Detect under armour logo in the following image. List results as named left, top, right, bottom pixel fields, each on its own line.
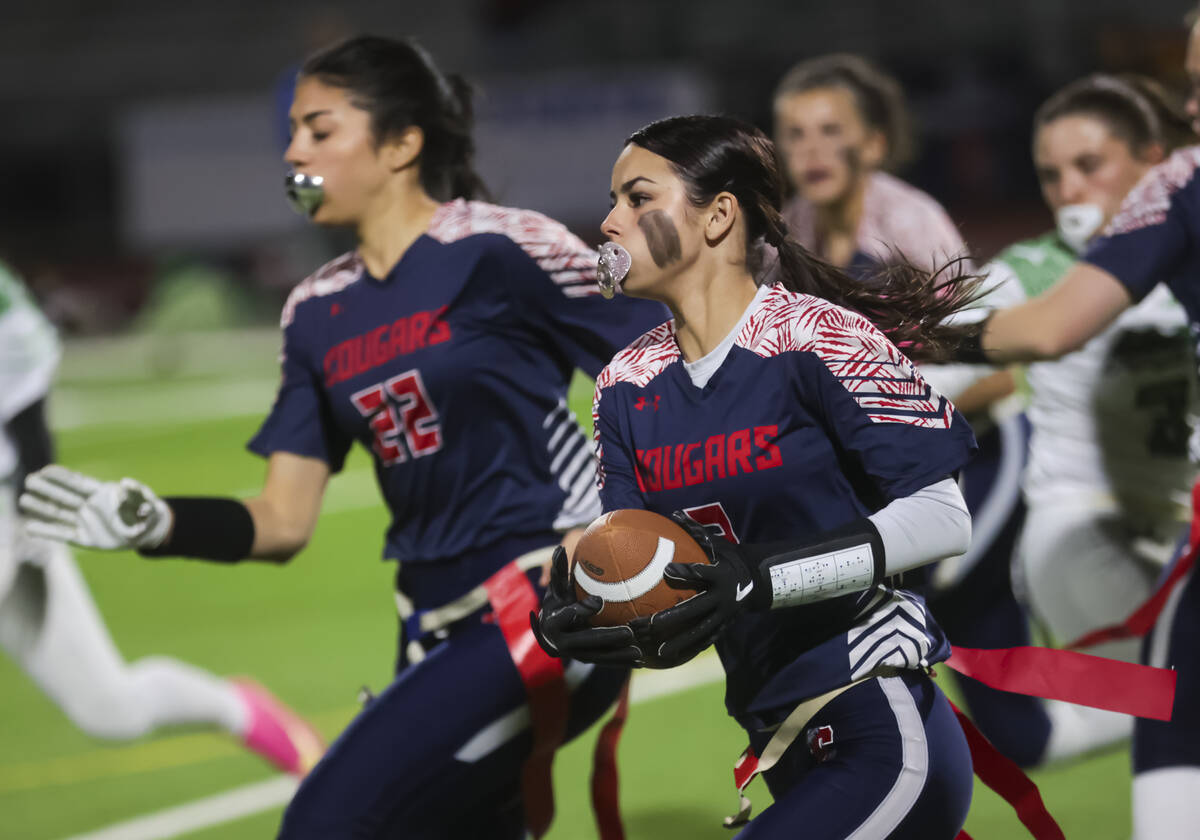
left=330, top=303, right=342, bottom=317
left=634, top=395, right=661, bottom=412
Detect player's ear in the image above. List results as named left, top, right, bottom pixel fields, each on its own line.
left=704, top=192, right=738, bottom=244
left=381, top=126, right=425, bottom=174
left=1140, top=141, right=1167, bottom=166
left=861, top=129, right=887, bottom=170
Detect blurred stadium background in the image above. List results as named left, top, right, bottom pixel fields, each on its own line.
left=0, top=1, right=1190, bottom=837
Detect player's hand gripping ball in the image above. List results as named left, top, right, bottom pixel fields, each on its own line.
left=630, top=512, right=766, bottom=667
left=530, top=509, right=711, bottom=669
left=572, top=509, right=711, bottom=625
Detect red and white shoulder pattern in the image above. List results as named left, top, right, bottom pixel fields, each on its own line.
left=1105, top=146, right=1200, bottom=236
left=280, top=251, right=364, bottom=330
left=738, top=284, right=953, bottom=428
left=591, top=320, right=681, bottom=487
left=428, top=199, right=600, bottom=298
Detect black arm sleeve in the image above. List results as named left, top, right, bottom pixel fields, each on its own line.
left=138, top=497, right=258, bottom=563
left=8, top=398, right=54, bottom=480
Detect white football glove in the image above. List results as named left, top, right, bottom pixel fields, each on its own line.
left=18, top=465, right=172, bottom=551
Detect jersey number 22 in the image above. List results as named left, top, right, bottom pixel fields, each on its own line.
left=351, top=370, right=443, bottom=465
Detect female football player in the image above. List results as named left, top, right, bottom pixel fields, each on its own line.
left=979, top=73, right=1196, bottom=765
left=538, top=115, right=979, bottom=838
left=772, top=53, right=964, bottom=274
left=0, top=261, right=321, bottom=776
left=944, top=15, right=1200, bottom=837
left=19, top=35, right=663, bottom=839
left=772, top=53, right=1048, bottom=767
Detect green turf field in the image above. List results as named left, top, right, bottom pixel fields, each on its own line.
left=0, top=333, right=1134, bottom=838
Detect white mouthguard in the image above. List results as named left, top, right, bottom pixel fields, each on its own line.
left=1056, top=203, right=1105, bottom=255
left=597, top=242, right=632, bottom=299
left=285, top=171, right=325, bottom=217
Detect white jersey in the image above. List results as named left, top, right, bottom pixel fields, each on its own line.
left=987, top=233, right=1197, bottom=523
left=0, top=262, right=59, bottom=482
left=0, top=262, right=59, bottom=597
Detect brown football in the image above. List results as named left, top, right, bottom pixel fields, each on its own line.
left=572, top=509, right=711, bottom=628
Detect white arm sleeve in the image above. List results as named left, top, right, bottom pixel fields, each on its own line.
left=764, top=477, right=971, bottom=609
left=868, top=477, right=971, bottom=576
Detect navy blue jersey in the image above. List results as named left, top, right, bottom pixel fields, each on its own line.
left=250, top=200, right=666, bottom=565
left=1086, top=147, right=1200, bottom=330
left=593, top=284, right=975, bottom=727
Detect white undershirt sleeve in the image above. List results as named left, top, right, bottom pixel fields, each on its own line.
left=868, top=477, right=971, bottom=576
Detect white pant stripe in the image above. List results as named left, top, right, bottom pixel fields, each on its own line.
left=847, top=676, right=929, bottom=839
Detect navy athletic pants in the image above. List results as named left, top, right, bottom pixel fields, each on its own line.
left=1135, top=560, right=1200, bottom=773
left=739, top=671, right=972, bottom=839
left=276, top=534, right=628, bottom=839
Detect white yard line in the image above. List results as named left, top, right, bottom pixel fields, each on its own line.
left=628, top=651, right=725, bottom=703
left=53, top=379, right=278, bottom=430
left=62, top=777, right=299, bottom=840
left=59, top=655, right=726, bottom=840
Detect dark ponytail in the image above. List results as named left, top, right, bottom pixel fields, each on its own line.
left=300, top=35, right=490, bottom=202
left=440, top=72, right=491, bottom=200
left=628, top=115, right=981, bottom=362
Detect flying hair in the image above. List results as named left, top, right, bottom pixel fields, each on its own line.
left=626, top=115, right=983, bottom=362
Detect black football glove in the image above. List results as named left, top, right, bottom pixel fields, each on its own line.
left=629, top=511, right=770, bottom=668
left=530, top=545, right=645, bottom=666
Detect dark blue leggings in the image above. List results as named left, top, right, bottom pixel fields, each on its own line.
left=738, top=672, right=972, bottom=840
left=277, top=602, right=627, bottom=839
left=1136, top=562, right=1200, bottom=773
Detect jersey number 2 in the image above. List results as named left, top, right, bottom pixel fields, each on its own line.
left=351, top=370, right=443, bottom=465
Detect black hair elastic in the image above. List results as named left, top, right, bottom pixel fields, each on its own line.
left=956, top=314, right=995, bottom=364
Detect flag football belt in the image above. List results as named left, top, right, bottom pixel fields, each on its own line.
left=394, top=547, right=556, bottom=664
left=726, top=647, right=1177, bottom=838
left=724, top=665, right=902, bottom=828
left=394, top=546, right=631, bottom=840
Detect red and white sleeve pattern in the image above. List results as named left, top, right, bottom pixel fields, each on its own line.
left=590, top=322, right=680, bottom=489
left=1104, top=147, right=1200, bottom=236
left=280, top=252, right=364, bottom=330
left=428, top=199, right=601, bottom=298
left=740, top=286, right=954, bottom=429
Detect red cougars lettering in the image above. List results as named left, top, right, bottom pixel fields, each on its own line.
left=635, top=426, right=782, bottom=492
left=727, top=429, right=753, bottom=476
left=682, top=442, right=703, bottom=486
left=704, top=435, right=726, bottom=481
left=754, top=425, right=782, bottom=470
left=663, top=444, right=685, bottom=490
left=324, top=306, right=452, bottom=387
